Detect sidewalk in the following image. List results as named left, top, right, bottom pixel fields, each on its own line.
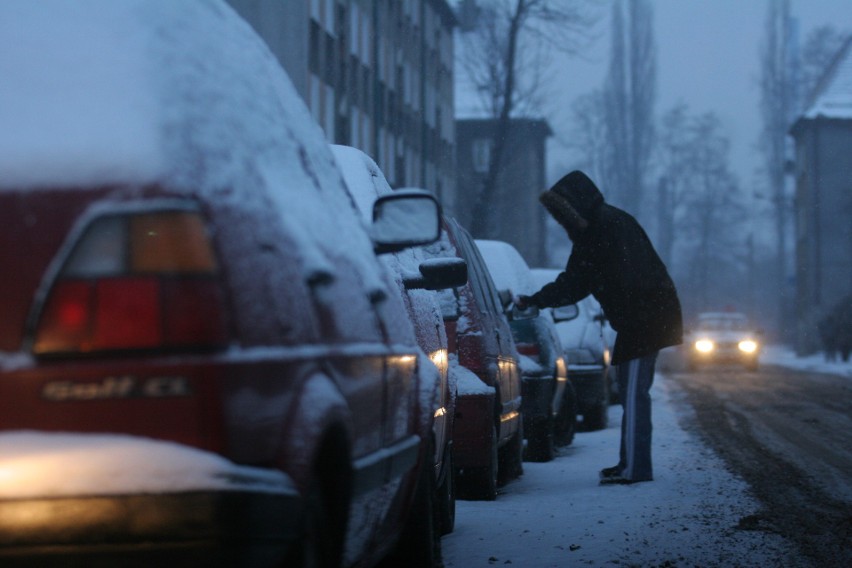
left=442, top=372, right=806, bottom=567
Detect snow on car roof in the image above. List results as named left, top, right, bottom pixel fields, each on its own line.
left=0, top=0, right=385, bottom=293
left=475, top=239, right=536, bottom=295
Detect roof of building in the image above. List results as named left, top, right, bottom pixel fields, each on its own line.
left=800, top=36, right=852, bottom=121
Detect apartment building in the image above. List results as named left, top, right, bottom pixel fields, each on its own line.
left=227, top=0, right=457, bottom=208
left=790, top=37, right=852, bottom=353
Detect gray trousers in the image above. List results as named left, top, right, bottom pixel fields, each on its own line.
left=616, top=352, right=658, bottom=481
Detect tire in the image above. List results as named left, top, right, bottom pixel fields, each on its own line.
left=455, top=424, right=498, bottom=501
left=436, top=444, right=456, bottom=535
left=286, top=479, right=342, bottom=568
left=524, top=415, right=555, bottom=462
left=553, top=382, right=578, bottom=447
left=607, top=371, right=620, bottom=405
left=498, top=417, right=524, bottom=485
left=582, top=399, right=608, bottom=431
left=378, top=441, right=441, bottom=568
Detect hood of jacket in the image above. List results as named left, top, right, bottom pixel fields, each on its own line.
left=539, top=170, right=604, bottom=239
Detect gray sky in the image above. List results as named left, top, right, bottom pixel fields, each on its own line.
left=547, top=0, right=851, bottom=191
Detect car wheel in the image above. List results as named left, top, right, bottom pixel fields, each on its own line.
left=436, top=444, right=456, bottom=535
left=498, top=417, right=524, bottom=485
left=455, top=424, right=498, bottom=501
left=607, top=371, right=620, bottom=405
left=553, top=381, right=578, bottom=447
left=582, top=400, right=609, bottom=431
left=287, top=479, right=341, bottom=568
left=524, top=415, right=555, bottom=462
left=378, top=440, right=441, bottom=568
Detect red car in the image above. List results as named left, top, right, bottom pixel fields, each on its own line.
left=331, top=145, right=469, bottom=536
left=423, top=217, right=524, bottom=501
left=0, top=3, right=442, bottom=567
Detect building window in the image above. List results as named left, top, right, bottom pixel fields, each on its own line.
left=309, top=20, right=320, bottom=76
left=472, top=138, right=491, bottom=173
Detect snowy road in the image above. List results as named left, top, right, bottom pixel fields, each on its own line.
left=669, top=361, right=852, bottom=566
left=441, top=367, right=807, bottom=567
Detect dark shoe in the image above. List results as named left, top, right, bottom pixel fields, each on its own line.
left=599, top=465, right=622, bottom=479
left=599, top=474, right=652, bottom=486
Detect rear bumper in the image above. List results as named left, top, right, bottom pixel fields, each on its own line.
left=0, top=490, right=302, bottom=567
left=688, top=349, right=759, bottom=366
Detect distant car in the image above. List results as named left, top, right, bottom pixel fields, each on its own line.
left=331, top=144, right=468, bottom=536
left=685, top=312, right=761, bottom=371
left=531, top=269, right=612, bottom=431
left=0, top=3, right=443, bottom=567
left=423, top=218, right=524, bottom=501
left=475, top=240, right=577, bottom=462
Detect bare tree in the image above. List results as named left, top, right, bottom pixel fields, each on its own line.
left=652, top=105, right=750, bottom=313
left=600, top=0, right=656, bottom=221
left=654, top=103, right=692, bottom=268
left=460, top=0, right=597, bottom=238
left=675, top=112, right=748, bottom=312
left=567, top=89, right=609, bottom=181
left=758, top=0, right=795, bottom=338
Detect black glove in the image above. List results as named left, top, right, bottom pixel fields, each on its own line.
left=514, top=295, right=534, bottom=310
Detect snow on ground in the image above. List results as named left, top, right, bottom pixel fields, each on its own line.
left=761, top=344, right=852, bottom=379
left=440, top=346, right=845, bottom=567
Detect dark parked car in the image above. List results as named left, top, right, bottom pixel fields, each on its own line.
left=0, top=3, right=443, bottom=567
left=475, top=240, right=577, bottom=461
left=423, top=218, right=524, bottom=501
left=331, top=144, right=468, bottom=536
left=531, top=269, right=612, bottom=431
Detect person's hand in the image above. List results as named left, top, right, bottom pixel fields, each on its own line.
left=514, top=295, right=533, bottom=310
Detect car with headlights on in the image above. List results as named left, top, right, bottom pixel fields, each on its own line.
left=0, top=3, right=443, bottom=567
left=685, top=312, right=761, bottom=371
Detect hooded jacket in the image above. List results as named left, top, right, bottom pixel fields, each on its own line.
left=529, top=171, right=683, bottom=365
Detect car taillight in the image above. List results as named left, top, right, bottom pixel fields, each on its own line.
left=515, top=342, right=541, bottom=359
left=32, top=209, right=228, bottom=356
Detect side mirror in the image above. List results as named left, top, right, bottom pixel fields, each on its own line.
left=403, top=257, right=468, bottom=291
left=372, top=189, right=441, bottom=254
left=552, top=304, right=579, bottom=322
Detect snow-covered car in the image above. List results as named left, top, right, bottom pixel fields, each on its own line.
left=331, top=144, right=469, bottom=536
left=531, top=269, right=613, bottom=431
left=424, top=218, right=524, bottom=500
left=475, top=240, right=577, bottom=461
left=685, top=312, right=762, bottom=371
left=0, top=3, right=443, bottom=566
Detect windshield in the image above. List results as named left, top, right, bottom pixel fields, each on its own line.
left=697, top=315, right=749, bottom=331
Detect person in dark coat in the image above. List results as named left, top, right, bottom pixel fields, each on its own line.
left=515, top=170, right=683, bottom=484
